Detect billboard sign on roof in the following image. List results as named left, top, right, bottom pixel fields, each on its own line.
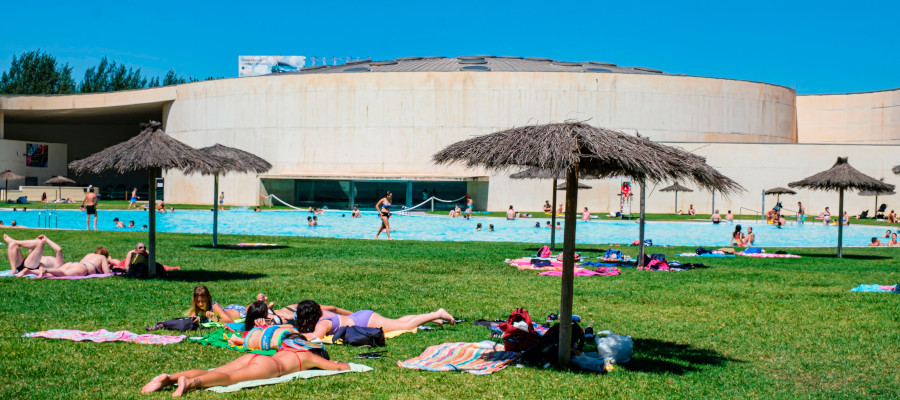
left=239, top=56, right=307, bottom=77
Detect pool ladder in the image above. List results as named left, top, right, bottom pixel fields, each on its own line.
left=37, top=202, right=58, bottom=228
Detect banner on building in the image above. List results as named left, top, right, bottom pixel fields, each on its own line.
left=25, top=143, right=48, bottom=168
left=239, top=56, right=307, bottom=77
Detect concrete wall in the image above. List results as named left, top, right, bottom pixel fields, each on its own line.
left=0, top=138, right=67, bottom=192
left=161, top=71, right=797, bottom=205
left=797, top=88, right=900, bottom=144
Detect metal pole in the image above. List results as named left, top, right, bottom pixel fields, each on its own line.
left=674, top=191, right=678, bottom=214
left=550, top=178, right=558, bottom=251
left=711, top=189, right=716, bottom=215
left=147, top=168, right=157, bottom=278
left=213, top=175, right=219, bottom=247
left=638, top=180, right=647, bottom=268
left=557, top=164, right=578, bottom=367
left=761, top=190, right=766, bottom=221
left=837, top=189, right=844, bottom=258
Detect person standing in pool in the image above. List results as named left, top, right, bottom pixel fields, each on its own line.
left=219, top=192, right=225, bottom=211
left=464, top=194, right=473, bottom=219
left=82, top=185, right=98, bottom=231
left=128, top=188, right=139, bottom=210
left=375, top=191, right=393, bottom=240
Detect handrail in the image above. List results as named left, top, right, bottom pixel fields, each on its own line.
left=738, top=207, right=761, bottom=222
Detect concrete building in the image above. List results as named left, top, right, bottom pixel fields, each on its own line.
left=1, top=56, right=898, bottom=215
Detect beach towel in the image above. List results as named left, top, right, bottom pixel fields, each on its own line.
left=1, top=270, right=115, bottom=279
left=398, top=341, right=517, bottom=375
left=190, top=328, right=276, bottom=355
left=736, top=252, right=800, bottom=258
left=538, top=267, right=620, bottom=277
left=581, top=261, right=625, bottom=267
left=851, top=284, right=898, bottom=293
left=23, top=329, right=185, bottom=345
left=508, top=258, right=564, bottom=268
left=323, top=328, right=415, bottom=344
left=206, top=363, right=372, bottom=393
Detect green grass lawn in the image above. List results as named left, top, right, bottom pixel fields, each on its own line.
left=1, top=228, right=898, bottom=399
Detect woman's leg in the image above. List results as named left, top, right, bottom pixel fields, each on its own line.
left=5, top=235, right=24, bottom=272
left=172, top=355, right=281, bottom=396
left=41, top=263, right=88, bottom=277
left=19, top=237, right=46, bottom=270
left=367, top=309, right=454, bottom=331
left=142, top=354, right=260, bottom=393
left=381, top=216, right=391, bottom=240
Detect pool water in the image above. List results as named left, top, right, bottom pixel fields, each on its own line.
left=0, top=209, right=891, bottom=247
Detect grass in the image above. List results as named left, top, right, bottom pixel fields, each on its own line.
left=2, top=228, right=899, bottom=399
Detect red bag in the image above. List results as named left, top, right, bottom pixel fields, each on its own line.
left=499, top=308, right=539, bottom=352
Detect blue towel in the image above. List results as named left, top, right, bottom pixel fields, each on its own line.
left=581, top=262, right=624, bottom=267
left=851, top=284, right=898, bottom=293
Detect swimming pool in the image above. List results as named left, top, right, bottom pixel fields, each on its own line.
left=0, top=209, right=892, bottom=247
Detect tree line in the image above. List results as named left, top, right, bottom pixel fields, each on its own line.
left=0, top=50, right=219, bottom=95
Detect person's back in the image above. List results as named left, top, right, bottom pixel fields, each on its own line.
left=506, top=206, right=516, bottom=220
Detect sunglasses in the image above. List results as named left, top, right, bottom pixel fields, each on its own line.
left=137, top=246, right=145, bottom=249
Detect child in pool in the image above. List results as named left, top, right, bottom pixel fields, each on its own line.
left=187, top=286, right=243, bottom=323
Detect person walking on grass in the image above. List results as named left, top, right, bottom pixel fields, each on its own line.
left=128, top=187, right=138, bottom=210
left=82, top=186, right=98, bottom=231
left=375, top=191, right=393, bottom=240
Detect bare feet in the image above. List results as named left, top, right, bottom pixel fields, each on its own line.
left=172, top=376, right=197, bottom=397
left=3, top=234, right=11, bottom=244
left=36, top=267, right=44, bottom=279
left=141, top=374, right=170, bottom=393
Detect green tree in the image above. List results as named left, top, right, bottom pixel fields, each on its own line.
left=0, top=50, right=76, bottom=94
left=80, top=57, right=148, bottom=93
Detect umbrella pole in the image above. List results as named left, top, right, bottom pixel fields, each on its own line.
left=837, top=189, right=844, bottom=258
left=57, top=185, right=61, bottom=202
left=550, top=178, right=558, bottom=251
left=674, top=191, right=678, bottom=213
left=557, top=164, right=578, bottom=367
left=213, top=174, right=219, bottom=247
left=638, top=180, right=647, bottom=268
left=148, top=168, right=157, bottom=278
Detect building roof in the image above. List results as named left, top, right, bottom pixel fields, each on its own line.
left=289, top=56, right=672, bottom=76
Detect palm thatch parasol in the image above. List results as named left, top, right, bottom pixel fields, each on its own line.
left=510, top=168, right=600, bottom=251
left=0, top=169, right=25, bottom=202
left=44, top=176, right=76, bottom=201
left=892, top=165, right=900, bottom=175
left=659, top=182, right=693, bottom=213
left=556, top=182, right=592, bottom=190
left=858, top=178, right=895, bottom=215
left=763, top=186, right=797, bottom=210
left=789, top=157, right=894, bottom=257
left=69, top=121, right=221, bottom=277
left=195, top=144, right=272, bottom=247
left=433, top=122, right=742, bottom=366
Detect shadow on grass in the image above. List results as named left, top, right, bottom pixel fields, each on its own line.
left=164, top=269, right=267, bottom=282
left=619, top=338, right=741, bottom=375
left=191, top=244, right=290, bottom=250
left=800, top=253, right=891, bottom=260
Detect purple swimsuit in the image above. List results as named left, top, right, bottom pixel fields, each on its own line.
left=320, top=310, right=375, bottom=334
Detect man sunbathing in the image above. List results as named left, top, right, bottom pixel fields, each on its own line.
left=5, top=234, right=64, bottom=274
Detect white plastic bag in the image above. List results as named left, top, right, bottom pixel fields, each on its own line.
left=595, top=330, right=633, bottom=363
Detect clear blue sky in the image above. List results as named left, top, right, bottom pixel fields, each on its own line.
left=2, top=0, right=898, bottom=94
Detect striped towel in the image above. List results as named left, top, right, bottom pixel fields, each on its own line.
left=398, top=341, right=517, bottom=375
left=23, top=329, right=185, bottom=345
left=736, top=252, right=800, bottom=258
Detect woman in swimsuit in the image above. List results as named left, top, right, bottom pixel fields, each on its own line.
left=375, top=191, right=393, bottom=240
left=5, top=234, right=64, bottom=274
left=31, top=246, right=112, bottom=278
left=294, top=300, right=455, bottom=341
left=730, top=225, right=743, bottom=246
left=186, top=285, right=243, bottom=323
left=581, top=207, right=591, bottom=221
left=821, top=207, right=831, bottom=225
left=744, top=227, right=755, bottom=247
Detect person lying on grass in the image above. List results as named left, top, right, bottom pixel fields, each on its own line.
left=227, top=301, right=297, bottom=350
left=6, top=234, right=112, bottom=278
left=292, top=299, right=456, bottom=340
left=187, top=285, right=243, bottom=323
left=141, top=338, right=349, bottom=396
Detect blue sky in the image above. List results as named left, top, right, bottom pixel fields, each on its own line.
left=2, top=1, right=898, bottom=94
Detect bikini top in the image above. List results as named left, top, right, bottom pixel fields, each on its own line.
left=319, top=313, right=342, bottom=335
left=381, top=202, right=392, bottom=210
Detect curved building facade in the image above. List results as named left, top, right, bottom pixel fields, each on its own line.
left=1, top=56, right=897, bottom=215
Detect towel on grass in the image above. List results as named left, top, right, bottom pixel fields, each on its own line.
left=736, top=252, right=800, bottom=258
left=206, top=363, right=372, bottom=393
left=851, top=284, right=898, bottom=293
left=323, top=328, right=416, bottom=344
left=581, top=261, right=626, bottom=267
left=23, top=329, right=185, bottom=345
left=538, top=267, right=620, bottom=277
left=190, top=328, right=275, bottom=355
left=0, top=270, right=114, bottom=279
left=398, top=341, right=517, bottom=375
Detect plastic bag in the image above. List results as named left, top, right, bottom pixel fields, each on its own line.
left=595, top=330, right=633, bottom=363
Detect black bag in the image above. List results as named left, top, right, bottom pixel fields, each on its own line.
left=125, top=253, right=167, bottom=279
left=145, top=317, right=198, bottom=332
left=331, top=326, right=385, bottom=347
left=519, top=322, right=584, bottom=367
left=695, top=247, right=711, bottom=255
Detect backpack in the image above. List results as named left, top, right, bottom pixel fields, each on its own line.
left=695, top=247, right=711, bottom=255
left=499, top=308, right=539, bottom=352
left=146, top=317, right=198, bottom=332
left=519, top=322, right=584, bottom=367
left=537, top=246, right=552, bottom=258
left=331, top=326, right=385, bottom=347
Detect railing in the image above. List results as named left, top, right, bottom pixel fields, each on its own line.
left=37, top=201, right=58, bottom=228
left=738, top=207, right=761, bottom=222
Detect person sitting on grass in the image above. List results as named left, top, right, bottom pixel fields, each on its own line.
left=889, top=210, right=897, bottom=223
left=869, top=237, right=885, bottom=247
left=293, top=299, right=456, bottom=341
left=688, top=204, right=696, bottom=216
left=543, top=200, right=552, bottom=213
left=187, top=285, right=243, bottom=323
left=506, top=205, right=517, bottom=220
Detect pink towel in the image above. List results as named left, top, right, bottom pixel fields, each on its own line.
left=539, top=267, right=620, bottom=277
left=736, top=252, right=800, bottom=258
left=23, top=329, right=185, bottom=345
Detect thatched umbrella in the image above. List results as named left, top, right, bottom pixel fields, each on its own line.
left=69, top=121, right=220, bottom=277
left=556, top=182, right=592, bottom=190
left=765, top=186, right=796, bottom=205
left=510, top=168, right=600, bottom=251
left=659, top=182, right=693, bottom=213
left=0, top=170, right=24, bottom=202
left=789, top=157, right=894, bottom=257
left=195, top=144, right=272, bottom=247
left=858, top=178, right=895, bottom=216
left=434, top=122, right=741, bottom=366
left=44, top=176, right=76, bottom=201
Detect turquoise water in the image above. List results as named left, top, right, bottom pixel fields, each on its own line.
left=0, top=209, right=892, bottom=247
